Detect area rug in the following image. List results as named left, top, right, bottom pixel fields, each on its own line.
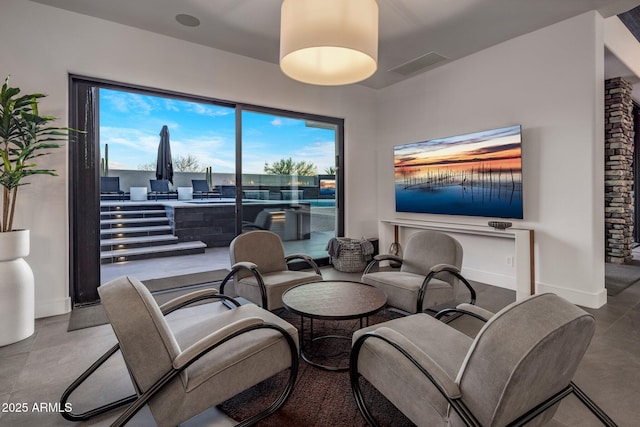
left=67, top=269, right=229, bottom=331
left=218, top=309, right=415, bottom=427
left=605, top=260, right=640, bottom=296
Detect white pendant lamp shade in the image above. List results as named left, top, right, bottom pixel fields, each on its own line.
left=280, top=0, right=379, bottom=86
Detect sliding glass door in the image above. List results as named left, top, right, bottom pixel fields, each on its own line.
left=69, top=76, right=343, bottom=306
left=240, top=109, right=340, bottom=259
left=97, top=87, right=237, bottom=283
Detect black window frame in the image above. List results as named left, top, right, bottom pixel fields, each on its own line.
left=68, top=75, right=344, bottom=306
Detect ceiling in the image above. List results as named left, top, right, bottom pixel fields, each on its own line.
left=28, top=0, right=640, bottom=89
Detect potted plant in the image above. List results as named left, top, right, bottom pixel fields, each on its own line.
left=0, top=76, right=76, bottom=345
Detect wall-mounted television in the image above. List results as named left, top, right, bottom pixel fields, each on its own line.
left=318, top=175, right=336, bottom=197
left=394, top=125, right=523, bottom=219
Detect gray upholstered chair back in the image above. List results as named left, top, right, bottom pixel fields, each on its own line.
left=401, top=230, right=463, bottom=276
left=253, top=210, right=272, bottom=230
left=230, top=230, right=288, bottom=279
left=455, top=293, right=596, bottom=427
left=401, top=230, right=463, bottom=287
left=98, top=276, right=182, bottom=393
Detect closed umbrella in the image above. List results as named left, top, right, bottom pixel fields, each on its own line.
left=155, top=125, right=173, bottom=184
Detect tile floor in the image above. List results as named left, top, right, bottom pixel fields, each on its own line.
left=1, top=266, right=639, bottom=426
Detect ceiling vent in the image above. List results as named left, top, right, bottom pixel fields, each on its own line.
left=388, top=52, right=448, bottom=76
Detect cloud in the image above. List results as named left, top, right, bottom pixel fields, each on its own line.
left=187, top=103, right=233, bottom=117
left=101, top=90, right=155, bottom=115
left=270, top=117, right=299, bottom=127
left=164, top=99, right=180, bottom=112
left=465, top=143, right=521, bottom=157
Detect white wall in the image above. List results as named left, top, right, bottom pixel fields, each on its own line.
left=0, top=0, right=378, bottom=317
left=376, top=12, right=607, bottom=308
left=604, top=16, right=640, bottom=100
left=605, top=16, right=640, bottom=79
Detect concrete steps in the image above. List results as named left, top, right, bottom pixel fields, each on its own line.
left=100, top=202, right=206, bottom=264
left=101, top=241, right=207, bottom=263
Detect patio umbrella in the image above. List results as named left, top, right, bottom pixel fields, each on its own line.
left=155, top=125, right=173, bottom=184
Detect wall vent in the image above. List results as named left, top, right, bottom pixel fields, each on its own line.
left=388, top=52, right=448, bottom=76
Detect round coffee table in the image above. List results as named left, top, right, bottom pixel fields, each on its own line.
left=282, top=280, right=387, bottom=370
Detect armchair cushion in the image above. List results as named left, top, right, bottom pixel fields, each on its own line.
left=99, top=275, right=182, bottom=392
left=401, top=231, right=462, bottom=278
left=353, top=313, right=472, bottom=426
left=148, top=303, right=299, bottom=425
left=229, top=230, right=322, bottom=310
left=374, top=327, right=461, bottom=399
left=235, top=270, right=322, bottom=311
left=361, top=271, right=453, bottom=313
left=361, top=231, right=470, bottom=314
left=230, top=231, right=288, bottom=279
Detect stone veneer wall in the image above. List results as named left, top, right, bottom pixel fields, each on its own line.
left=604, top=77, right=634, bottom=264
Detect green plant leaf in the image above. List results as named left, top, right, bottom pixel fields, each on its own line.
left=0, top=76, right=82, bottom=231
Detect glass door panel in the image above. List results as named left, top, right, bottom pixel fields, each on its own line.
left=98, top=87, right=236, bottom=284
left=240, top=110, right=338, bottom=260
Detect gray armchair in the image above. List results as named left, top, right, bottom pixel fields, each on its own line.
left=61, top=276, right=299, bottom=427
left=221, top=230, right=322, bottom=310
left=350, top=293, right=617, bottom=427
left=361, top=230, right=475, bottom=314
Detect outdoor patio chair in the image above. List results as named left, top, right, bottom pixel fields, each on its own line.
left=361, top=230, right=476, bottom=315
left=221, top=230, right=322, bottom=310
left=60, top=276, right=299, bottom=427
left=242, top=209, right=272, bottom=231
left=192, top=179, right=220, bottom=199
left=350, top=293, right=617, bottom=427
left=149, top=179, right=176, bottom=200
left=220, top=185, right=237, bottom=198
left=100, top=176, right=125, bottom=201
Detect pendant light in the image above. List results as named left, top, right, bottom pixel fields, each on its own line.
left=280, top=0, right=379, bottom=86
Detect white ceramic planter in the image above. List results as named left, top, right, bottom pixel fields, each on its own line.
left=0, top=229, right=35, bottom=346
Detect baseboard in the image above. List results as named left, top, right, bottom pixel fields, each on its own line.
left=462, top=267, right=516, bottom=291
left=536, top=282, right=607, bottom=309
left=36, top=296, right=71, bottom=318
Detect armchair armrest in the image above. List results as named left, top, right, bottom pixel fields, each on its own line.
left=231, top=261, right=258, bottom=270
left=285, top=253, right=321, bottom=275
left=418, top=264, right=477, bottom=313
left=374, top=327, right=461, bottom=399
left=455, top=303, right=494, bottom=320
left=375, top=253, right=403, bottom=263
left=220, top=262, right=268, bottom=309
left=363, top=254, right=404, bottom=274
left=173, top=317, right=264, bottom=369
left=431, top=263, right=461, bottom=274
left=159, top=288, right=219, bottom=315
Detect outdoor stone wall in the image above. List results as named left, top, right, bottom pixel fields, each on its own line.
left=605, top=77, right=634, bottom=264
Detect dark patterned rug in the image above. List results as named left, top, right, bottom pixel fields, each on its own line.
left=218, top=309, right=416, bottom=427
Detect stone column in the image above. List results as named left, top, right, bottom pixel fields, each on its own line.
left=604, top=77, right=634, bottom=264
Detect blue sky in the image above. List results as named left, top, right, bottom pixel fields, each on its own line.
left=99, top=88, right=336, bottom=174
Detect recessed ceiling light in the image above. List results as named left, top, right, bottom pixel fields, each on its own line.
left=175, top=14, right=200, bottom=27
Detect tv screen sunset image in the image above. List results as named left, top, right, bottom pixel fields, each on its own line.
left=394, top=125, right=523, bottom=219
